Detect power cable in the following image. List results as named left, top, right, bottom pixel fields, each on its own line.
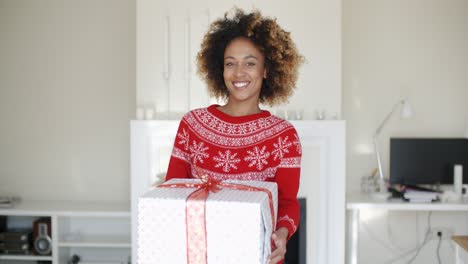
left=406, top=211, right=432, bottom=264
left=436, top=233, right=442, bottom=264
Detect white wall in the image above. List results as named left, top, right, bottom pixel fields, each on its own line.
left=343, top=0, right=468, bottom=263
left=0, top=0, right=135, bottom=201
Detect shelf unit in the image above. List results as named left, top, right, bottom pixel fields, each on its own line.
left=0, top=200, right=130, bottom=263
left=0, top=254, right=52, bottom=261
left=58, top=235, right=131, bottom=248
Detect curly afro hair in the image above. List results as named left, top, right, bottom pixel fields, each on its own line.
left=196, top=8, right=304, bottom=106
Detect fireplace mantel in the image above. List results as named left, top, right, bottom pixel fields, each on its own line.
left=130, top=120, right=346, bottom=264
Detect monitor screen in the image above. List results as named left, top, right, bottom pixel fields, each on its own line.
left=390, top=138, right=468, bottom=185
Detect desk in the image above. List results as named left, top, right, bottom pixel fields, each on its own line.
left=346, top=193, right=468, bottom=264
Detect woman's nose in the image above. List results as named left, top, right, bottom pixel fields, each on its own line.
left=234, top=65, right=246, bottom=76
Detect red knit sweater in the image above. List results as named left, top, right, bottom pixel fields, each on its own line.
left=166, top=105, right=302, bottom=240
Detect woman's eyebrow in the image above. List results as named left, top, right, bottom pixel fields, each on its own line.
left=224, top=55, right=258, bottom=60
left=244, top=55, right=258, bottom=60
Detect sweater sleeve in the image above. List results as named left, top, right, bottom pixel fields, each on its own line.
left=165, top=118, right=192, bottom=181
left=274, top=128, right=302, bottom=240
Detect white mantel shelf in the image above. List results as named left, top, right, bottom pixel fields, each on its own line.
left=0, top=200, right=130, bottom=216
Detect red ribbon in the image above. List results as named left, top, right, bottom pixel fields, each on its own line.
left=158, top=175, right=276, bottom=264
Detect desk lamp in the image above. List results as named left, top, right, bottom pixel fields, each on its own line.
left=373, top=99, right=413, bottom=199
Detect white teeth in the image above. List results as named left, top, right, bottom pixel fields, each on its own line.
left=234, top=82, right=249, bottom=88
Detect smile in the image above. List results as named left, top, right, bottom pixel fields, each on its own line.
left=233, top=81, right=250, bottom=88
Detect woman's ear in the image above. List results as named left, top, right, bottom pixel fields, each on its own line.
left=263, top=68, right=267, bottom=79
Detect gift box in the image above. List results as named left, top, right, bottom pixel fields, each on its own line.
left=137, top=178, right=278, bottom=264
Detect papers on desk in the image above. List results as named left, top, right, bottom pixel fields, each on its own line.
left=403, top=189, right=440, bottom=203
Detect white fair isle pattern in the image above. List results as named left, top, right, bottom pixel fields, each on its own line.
left=278, top=214, right=297, bottom=233
left=190, top=140, right=209, bottom=165
left=177, top=128, right=190, bottom=151
left=213, top=150, right=240, bottom=172
left=293, top=133, right=302, bottom=154
left=137, top=179, right=278, bottom=264
left=279, top=157, right=301, bottom=168
left=190, top=166, right=277, bottom=181
left=272, top=136, right=292, bottom=161
left=244, top=146, right=270, bottom=171
left=184, top=109, right=293, bottom=148
left=193, top=108, right=278, bottom=135
left=172, top=147, right=190, bottom=163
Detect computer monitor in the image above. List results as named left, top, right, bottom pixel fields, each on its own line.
left=390, top=138, right=468, bottom=185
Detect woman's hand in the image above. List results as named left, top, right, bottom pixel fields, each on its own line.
left=268, top=227, right=289, bottom=264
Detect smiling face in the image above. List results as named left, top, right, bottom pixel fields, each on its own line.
left=223, top=37, right=266, bottom=107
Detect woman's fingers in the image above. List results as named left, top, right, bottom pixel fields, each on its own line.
left=269, top=231, right=287, bottom=264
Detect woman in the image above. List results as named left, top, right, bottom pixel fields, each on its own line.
left=166, top=8, right=304, bottom=264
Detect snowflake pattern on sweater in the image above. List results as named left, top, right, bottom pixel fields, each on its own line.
left=166, top=105, right=302, bottom=238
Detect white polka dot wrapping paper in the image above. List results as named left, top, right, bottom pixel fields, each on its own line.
left=137, top=179, right=278, bottom=264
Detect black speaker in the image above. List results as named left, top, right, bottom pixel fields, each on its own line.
left=33, top=218, right=52, bottom=255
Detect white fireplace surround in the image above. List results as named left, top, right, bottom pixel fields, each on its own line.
left=130, top=120, right=346, bottom=264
